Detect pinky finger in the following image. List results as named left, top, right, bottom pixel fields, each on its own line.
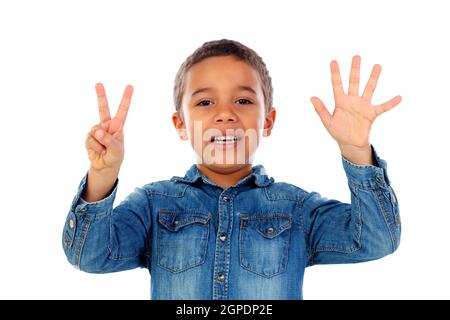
left=374, top=95, right=402, bottom=116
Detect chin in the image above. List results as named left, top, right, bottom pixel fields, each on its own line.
left=200, top=162, right=251, bottom=174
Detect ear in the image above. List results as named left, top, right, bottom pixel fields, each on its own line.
left=172, top=112, right=188, bottom=141
left=263, top=107, right=276, bottom=137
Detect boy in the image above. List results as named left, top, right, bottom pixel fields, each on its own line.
left=63, top=39, right=401, bottom=299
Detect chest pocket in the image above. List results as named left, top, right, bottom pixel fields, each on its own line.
left=157, top=210, right=211, bottom=273
left=239, top=213, right=292, bottom=278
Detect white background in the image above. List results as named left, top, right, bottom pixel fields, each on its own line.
left=0, top=0, right=448, bottom=299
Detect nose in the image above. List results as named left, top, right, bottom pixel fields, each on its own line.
left=214, top=104, right=237, bottom=123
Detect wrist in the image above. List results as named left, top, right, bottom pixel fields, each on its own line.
left=89, top=165, right=121, bottom=179
left=338, top=143, right=374, bottom=165
left=83, top=167, right=120, bottom=202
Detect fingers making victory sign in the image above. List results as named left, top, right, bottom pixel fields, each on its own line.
left=311, top=55, right=402, bottom=149
left=85, top=83, right=134, bottom=172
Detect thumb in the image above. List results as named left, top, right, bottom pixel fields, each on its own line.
left=310, top=96, right=332, bottom=129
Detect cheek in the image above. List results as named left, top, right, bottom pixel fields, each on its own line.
left=182, top=109, right=209, bottom=139
left=185, top=119, right=204, bottom=140
left=185, top=120, right=208, bottom=156
left=181, top=110, right=198, bottom=140
left=243, top=113, right=265, bottom=136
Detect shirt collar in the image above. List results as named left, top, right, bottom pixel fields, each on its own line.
left=170, top=164, right=274, bottom=188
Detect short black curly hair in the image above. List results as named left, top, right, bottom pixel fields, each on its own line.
left=173, top=39, right=273, bottom=114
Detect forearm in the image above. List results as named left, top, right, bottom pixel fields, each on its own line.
left=64, top=173, right=118, bottom=272
left=63, top=173, right=149, bottom=273
left=306, top=148, right=401, bottom=265
left=340, top=148, right=401, bottom=255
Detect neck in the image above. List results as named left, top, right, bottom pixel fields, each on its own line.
left=196, top=164, right=253, bottom=189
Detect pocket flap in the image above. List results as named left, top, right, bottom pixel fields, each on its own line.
left=241, top=214, right=291, bottom=239
left=159, top=210, right=211, bottom=232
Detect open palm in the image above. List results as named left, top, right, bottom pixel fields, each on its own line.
left=311, top=56, right=402, bottom=148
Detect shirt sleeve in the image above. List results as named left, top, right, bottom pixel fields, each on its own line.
left=301, top=145, right=401, bottom=266
left=62, top=171, right=152, bottom=273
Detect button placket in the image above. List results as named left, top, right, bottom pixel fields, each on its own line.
left=78, top=207, right=87, bottom=213
left=213, top=192, right=233, bottom=299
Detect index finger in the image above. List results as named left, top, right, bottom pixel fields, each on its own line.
left=114, top=85, right=134, bottom=124
left=95, top=83, right=111, bottom=123
left=362, top=64, right=382, bottom=101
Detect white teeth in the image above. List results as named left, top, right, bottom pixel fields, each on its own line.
left=213, top=136, right=240, bottom=143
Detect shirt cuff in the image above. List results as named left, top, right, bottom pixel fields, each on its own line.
left=341, top=144, right=391, bottom=188
left=69, top=171, right=119, bottom=216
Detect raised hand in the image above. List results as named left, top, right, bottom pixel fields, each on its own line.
left=85, top=83, right=134, bottom=172
left=310, top=56, right=401, bottom=151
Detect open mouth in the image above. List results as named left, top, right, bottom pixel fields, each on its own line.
left=210, top=135, right=242, bottom=144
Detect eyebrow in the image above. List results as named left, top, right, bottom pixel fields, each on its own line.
left=191, top=85, right=257, bottom=97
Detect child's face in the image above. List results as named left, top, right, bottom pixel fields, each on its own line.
left=172, top=55, right=276, bottom=171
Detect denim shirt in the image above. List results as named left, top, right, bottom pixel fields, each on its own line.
left=62, top=146, right=400, bottom=300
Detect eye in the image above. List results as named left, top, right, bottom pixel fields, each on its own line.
left=236, top=98, right=253, bottom=105
left=196, top=99, right=213, bottom=107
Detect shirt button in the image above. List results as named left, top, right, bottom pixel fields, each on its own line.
left=217, top=274, right=225, bottom=281
left=69, top=219, right=75, bottom=229
left=267, top=227, right=274, bottom=234
left=174, top=220, right=179, bottom=225
left=375, top=176, right=382, bottom=183
left=222, top=196, right=229, bottom=202
left=219, top=234, right=227, bottom=241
